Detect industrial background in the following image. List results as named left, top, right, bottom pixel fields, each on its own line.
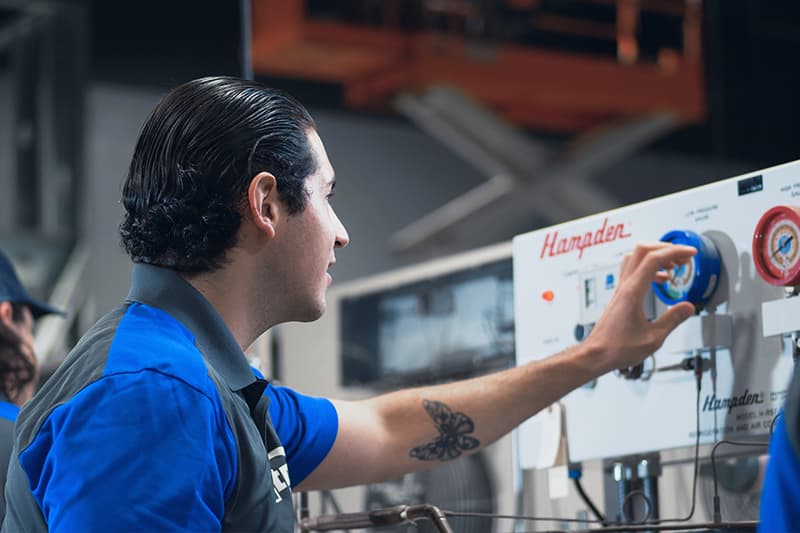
left=0, top=1, right=797, bottom=529
left=3, top=0, right=799, bottom=319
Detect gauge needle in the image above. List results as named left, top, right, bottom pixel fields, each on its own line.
left=773, top=235, right=794, bottom=258
left=670, top=264, right=684, bottom=283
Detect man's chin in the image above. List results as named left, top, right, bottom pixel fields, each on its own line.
left=296, top=301, right=326, bottom=323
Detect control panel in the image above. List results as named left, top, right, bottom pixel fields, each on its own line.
left=514, top=162, right=799, bottom=466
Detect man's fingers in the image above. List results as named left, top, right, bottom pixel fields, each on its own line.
left=621, top=242, right=692, bottom=277
left=630, top=244, right=697, bottom=293
left=654, top=271, right=670, bottom=283
left=628, top=242, right=676, bottom=264
left=653, top=301, right=695, bottom=337
left=619, top=253, right=632, bottom=280
left=619, top=242, right=666, bottom=281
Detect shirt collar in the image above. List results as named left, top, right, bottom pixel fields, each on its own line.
left=126, top=263, right=263, bottom=395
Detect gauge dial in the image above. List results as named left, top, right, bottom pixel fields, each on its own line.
left=652, top=230, right=721, bottom=306
left=753, top=206, right=800, bottom=286
left=661, top=260, right=695, bottom=301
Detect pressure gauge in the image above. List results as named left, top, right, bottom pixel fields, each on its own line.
left=652, top=230, right=721, bottom=307
left=752, top=206, right=800, bottom=286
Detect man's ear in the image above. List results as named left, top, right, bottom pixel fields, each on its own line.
left=246, top=171, right=280, bottom=239
left=0, top=301, right=13, bottom=326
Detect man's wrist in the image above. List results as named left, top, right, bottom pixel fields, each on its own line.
left=568, top=338, right=613, bottom=380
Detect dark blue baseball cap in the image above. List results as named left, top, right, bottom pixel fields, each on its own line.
left=0, top=250, right=65, bottom=319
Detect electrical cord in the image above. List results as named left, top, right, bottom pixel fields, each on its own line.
left=708, top=410, right=779, bottom=522
left=442, top=510, right=758, bottom=532
left=770, top=409, right=782, bottom=435
left=709, top=439, right=770, bottom=522
left=621, top=489, right=654, bottom=524
left=446, top=357, right=777, bottom=531
left=572, top=476, right=608, bottom=526
left=655, top=355, right=710, bottom=374
left=445, top=371, right=702, bottom=529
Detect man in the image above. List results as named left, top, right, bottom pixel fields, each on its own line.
left=3, top=76, right=696, bottom=532
left=0, top=250, right=64, bottom=518
left=758, top=366, right=800, bottom=531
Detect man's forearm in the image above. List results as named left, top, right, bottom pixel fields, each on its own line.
left=368, top=341, right=606, bottom=464
left=301, top=344, right=605, bottom=490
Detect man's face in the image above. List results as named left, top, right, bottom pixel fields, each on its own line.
left=272, top=129, right=349, bottom=321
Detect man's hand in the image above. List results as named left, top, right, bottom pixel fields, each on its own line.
left=584, top=242, right=698, bottom=374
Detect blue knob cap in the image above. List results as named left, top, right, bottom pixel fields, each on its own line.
left=652, top=230, right=721, bottom=306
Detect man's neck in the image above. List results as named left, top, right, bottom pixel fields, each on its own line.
left=182, top=267, right=267, bottom=351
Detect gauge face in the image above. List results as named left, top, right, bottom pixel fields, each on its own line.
left=660, top=259, right=696, bottom=301
left=753, top=206, right=800, bottom=286
left=653, top=230, right=721, bottom=306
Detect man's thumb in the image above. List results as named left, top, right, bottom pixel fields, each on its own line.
left=654, top=302, right=696, bottom=335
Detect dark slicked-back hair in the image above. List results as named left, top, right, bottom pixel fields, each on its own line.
left=120, top=76, right=317, bottom=273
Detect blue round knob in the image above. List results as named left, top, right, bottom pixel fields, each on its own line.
left=652, top=230, right=721, bottom=307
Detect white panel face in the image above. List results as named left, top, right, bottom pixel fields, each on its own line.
left=513, top=161, right=799, bottom=464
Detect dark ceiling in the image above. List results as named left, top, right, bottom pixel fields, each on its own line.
left=84, top=1, right=800, bottom=167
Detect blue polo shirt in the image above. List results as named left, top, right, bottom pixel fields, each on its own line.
left=0, top=401, right=18, bottom=424
left=760, top=414, right=800, bottom=531
left=760, top=367, right=800, bottom=532
left=3, top=264, right=338, bottom=532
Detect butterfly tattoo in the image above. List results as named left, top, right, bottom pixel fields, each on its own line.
left=409, top=399, right=480, bottom=461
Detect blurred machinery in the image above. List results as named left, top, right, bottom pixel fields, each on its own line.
left=280, top=242, right=519, bottom=532
left=247, top=1, right=707, bottom=261
left=247, top=0, right=704, bottom=132
left=0, top=0, right=91, bottom=365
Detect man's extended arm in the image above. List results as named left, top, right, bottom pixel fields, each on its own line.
left=299, top=242, right=697, bottom=490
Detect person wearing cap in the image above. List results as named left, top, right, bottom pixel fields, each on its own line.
left=0, top=249, right=64, bottom=518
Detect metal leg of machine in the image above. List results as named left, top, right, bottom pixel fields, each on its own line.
left=610, top=454, right=661, bottom=528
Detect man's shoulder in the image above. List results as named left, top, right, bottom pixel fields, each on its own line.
left=18, top=303, right=218, bottom=437
left=51, top=302, right=204, bottom=386
left=102, top=302, right=207, bottom=382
